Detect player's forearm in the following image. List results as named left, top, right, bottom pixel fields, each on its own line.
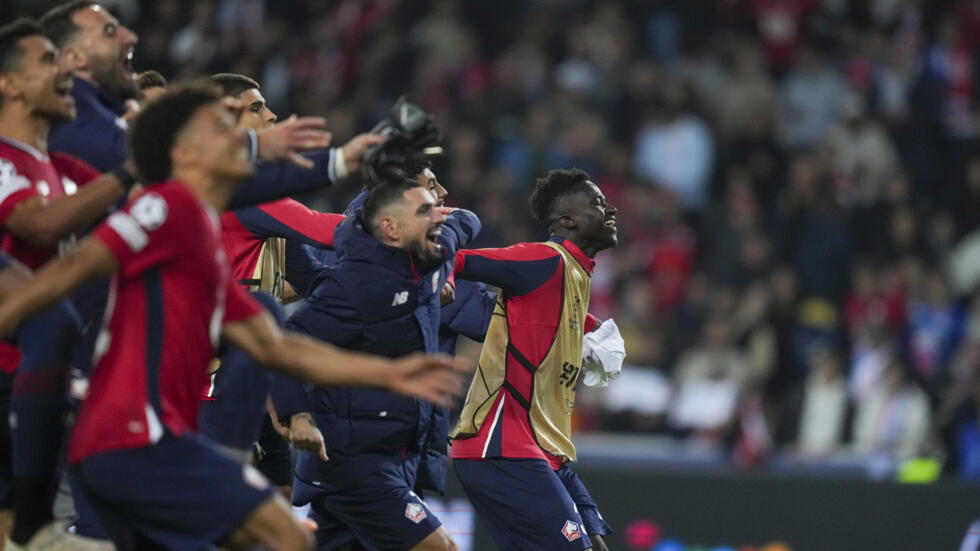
left=0, top=240, right=113, bottom=336
left=23, top=175, right=127, bottom=246
left=269, top=332, right=392, bottom=389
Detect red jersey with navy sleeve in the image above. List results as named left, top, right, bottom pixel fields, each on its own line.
left=68, top=181, right=262, bottom=464
left=0, top=136, right=100, bottom=375
left=450, top=238, right=599, bottom=470
left=220, top=198, right=343, bottom=300
left=0, top=135, right=100, bottom=270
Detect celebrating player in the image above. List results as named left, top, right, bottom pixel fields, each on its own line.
left=277, top=172, right=479, bottom=551
left=0, top=84, right=468, bottom=551
left=450, top=168, right=618, bottom=551
left=0, top=18, right=145, bottom=550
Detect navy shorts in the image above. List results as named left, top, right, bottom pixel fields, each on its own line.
left=453, top=458, right=610, bottom=551
left=71, top=432, right=275, bottom=551
left=292, top=453, right=441, bottom=551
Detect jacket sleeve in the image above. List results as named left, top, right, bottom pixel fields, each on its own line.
left=284, top=241, right=333, bottom=298
left=437, top=209, right=481, bottom=254
left=453, top=243, right=561, bottom=296
left=231, top=198, right=344, bottom=248
left=227, top=148, right=339, bottom=209
left=440, top=280, right=496, bottom=342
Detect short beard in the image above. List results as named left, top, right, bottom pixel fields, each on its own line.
left=89, top=55, right=137, bottom=100
left=410, top=239, right=444, bottom=272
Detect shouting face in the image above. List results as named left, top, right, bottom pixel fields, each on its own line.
left=70, top=5, right=138, bottom=99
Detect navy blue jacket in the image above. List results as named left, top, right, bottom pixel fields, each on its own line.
left=283, top=195, right=496, bottom=354
left=279, top=206, right=479, bottom=490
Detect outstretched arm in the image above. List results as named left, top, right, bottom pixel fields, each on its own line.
left=221, top=311, right=468, bottom=407
left=0, top=237, right=116, bottom=337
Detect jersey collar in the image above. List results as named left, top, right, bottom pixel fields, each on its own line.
left=548, top=237, right=595, bottom=274
left=0, top=135, right=48, bottom=162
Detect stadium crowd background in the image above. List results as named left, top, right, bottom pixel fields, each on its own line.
left=9, top=0, right=980, bottom=481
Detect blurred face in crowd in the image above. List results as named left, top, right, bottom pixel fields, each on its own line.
left=174, top=103, right=253, bottom=183
left=0, top=34, right=76, bottom=122
left=235, top=87, right=277, bottom=131
left=68, top=4, right=138, bottom=98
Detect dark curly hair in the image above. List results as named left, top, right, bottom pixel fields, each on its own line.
left=528, top=168, right=591, bottom=226
left=129, top=83, right=221, bottom=183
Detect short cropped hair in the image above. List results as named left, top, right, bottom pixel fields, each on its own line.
left=361, top=177, right=423, bottom=236
left=129, top=84, right=221, bottom=183
left=208, top=73, right=259, bottom=98
left=528, top=168, right=591, bottom=225
left=0, top=19, right=44, bottom=110
left=39, top=1, right=95, bottom=48
left=136, top=70, right=167, bottom=91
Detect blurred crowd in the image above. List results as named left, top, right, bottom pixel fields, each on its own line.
left=12, top=0, right=980, bottom=480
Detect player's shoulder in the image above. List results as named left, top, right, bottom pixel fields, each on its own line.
left=125, top=182, right=204, bottom=231
left=49, top=151, right=100, bottom=181
left=0, top=139, right=47, bottom=172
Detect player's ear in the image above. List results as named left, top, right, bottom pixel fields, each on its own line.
left=0, top=74, right=19, bottom=102
left=557, top=212, right=576, bottom=230
left=377, top=215, right=399, bottom=241
left=59, top=46, right=86, bottom=73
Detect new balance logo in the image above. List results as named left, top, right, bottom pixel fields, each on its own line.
left=391, top=291, right=409, bottom=306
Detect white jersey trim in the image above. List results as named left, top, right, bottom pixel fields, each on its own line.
left=106, top=212, right=148, bottom=252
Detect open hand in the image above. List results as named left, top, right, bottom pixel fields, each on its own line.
left=340, top=133, right=387, bottom=174
left=288, top=413, right=329, bottom=462
left=257, top=115, right=333, bottom=168
left=387, top=353, right=471, bottom=407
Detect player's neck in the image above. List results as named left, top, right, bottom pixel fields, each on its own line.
left=172, top=167, right=236, bottom=210
left=0, top=108, right=51, bottom=154
left=552, top=231, right=598, bottom=258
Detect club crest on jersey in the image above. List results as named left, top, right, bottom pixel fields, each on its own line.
left=405, top=502, right=427, bottom=524
left=562, top=520, right=581, bottom=542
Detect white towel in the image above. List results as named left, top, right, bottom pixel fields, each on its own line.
left=581, top=319, right=625, bottom=387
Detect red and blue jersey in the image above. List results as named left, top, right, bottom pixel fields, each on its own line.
left=69, top=181, right=262, bottom=464
left=0, top=136, right=99, bottom=375
left=0, top=135, right=100, bottom=270
left=450, top=238, right=599, bottom=469
left=220, top=198, right=344, bottom=290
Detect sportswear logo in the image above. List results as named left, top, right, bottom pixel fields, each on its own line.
left=405, top=503, right=427, bottom=524
left=562, top=520, right=581, bottom=542
left=391, top=290, right=409, bottom=306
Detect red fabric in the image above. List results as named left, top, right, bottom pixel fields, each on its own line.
left=69, top=182, right=261, bottom=464
left=451, top=239, right=593, bottom=470
left=0, top=139, right=99, bottom=270
left=0, top=140, right=98, bottom=375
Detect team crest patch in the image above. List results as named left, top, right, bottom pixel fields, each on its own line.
left=405, top=502, right=427, bottom=524
left=562, top=520, right=581, bottom=542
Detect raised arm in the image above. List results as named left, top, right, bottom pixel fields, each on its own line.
left=221, top=312, right=467, bottom=407
left=453, top=243, right=561, bottom=296
left=3, top=173, right=128, bottom=248
left=230, top=198, right=344, bottom=249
